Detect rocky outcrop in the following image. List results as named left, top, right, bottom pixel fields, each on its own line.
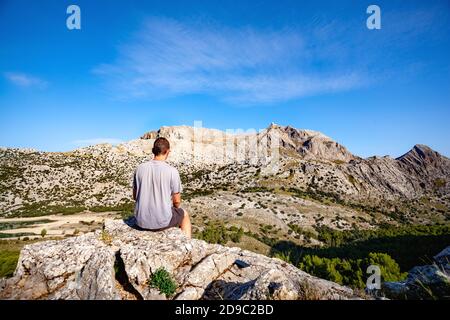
left=0, top=219, right=357, bottom=300
left=382, top=246, right=450, bottom=300
left=141, top=124, right=356, bottom=163
left=276, top=125, right=355, bottom=163
left=396, top=144, right=450, bottom=195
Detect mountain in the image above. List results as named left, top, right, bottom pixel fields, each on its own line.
left=0, top=219, right=358, bottom=300
left=0, top=124, right=448, bottom=233
left=270, top=124, right=356, bottom=162
left=397, top=144, right=450, bottom=192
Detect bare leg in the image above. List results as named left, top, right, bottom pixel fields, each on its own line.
left=180, top=210, right=192, bottom=239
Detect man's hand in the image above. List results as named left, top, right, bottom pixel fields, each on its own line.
left=172, top=193, right=181, bottom=208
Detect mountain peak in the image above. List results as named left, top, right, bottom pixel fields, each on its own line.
left=397, top=144, right=443, bottom=162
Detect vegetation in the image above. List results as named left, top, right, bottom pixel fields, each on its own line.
left=311, top=224, right=450, bottom=268
left=100, top=229, right=113, bottom=245
left=433, top=178, right=446, bottom=189
left=270, top=223, right=450, bottom=289
left=149, top=267, right=177, bottom=298
left=0, top=219, right=54, bottom=231
left=89, top=202, right=134, bottom=214
left=297, top=253, right=406, bottom=289
left=288, top=224, right=316, bottom=241
left=241, top=186, right=272, bottom=193
left=195, top=221, right=244, bottom=244
left=8, top=200, right=136, bottom=218
left=40, top=229, right=47, bottom=238
left=183, top=189, right=214, bottom=200
left=0, top=232, right=35, bottom=239
left=0, top=250, right=20, bottom=278
left=9, top=203, right=86, bottom=217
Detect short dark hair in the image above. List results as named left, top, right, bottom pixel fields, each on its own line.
left=152, top=137, right=170, bottom=156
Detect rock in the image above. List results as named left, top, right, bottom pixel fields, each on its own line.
left=433, top=246, right=450, bottom=272
left=0, top=219, right=358, bottom=300
left=382, top=246, right=450, bottom=300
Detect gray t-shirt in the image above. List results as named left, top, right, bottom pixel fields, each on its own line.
left=133, top=160, right=183, bottom=229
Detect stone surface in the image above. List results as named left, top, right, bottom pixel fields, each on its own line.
left=0, top=219, right=358, bottom=300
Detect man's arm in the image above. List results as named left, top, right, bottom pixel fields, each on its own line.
left=172, top=193, right=181, bottom=208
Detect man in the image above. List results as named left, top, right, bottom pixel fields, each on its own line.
left=132, top=137, right=192, bottom=238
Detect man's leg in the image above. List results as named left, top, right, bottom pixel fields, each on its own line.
left=180, top=210, right=192, bottom=239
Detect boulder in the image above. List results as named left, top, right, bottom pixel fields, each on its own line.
left=382, top=246, right=450, bottom=300
left=0, top=219, right=358, bottom=300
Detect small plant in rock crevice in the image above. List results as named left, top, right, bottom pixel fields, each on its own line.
left=149, top=267, right=177, bottom=298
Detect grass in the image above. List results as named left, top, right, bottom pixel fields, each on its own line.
left=0, top=239, right=34, bottom=277
left=149, top=267, right=177, bottom=298
left=0, top=250, right=20, bottom=278
left=100, top=229, right=113, bottom=245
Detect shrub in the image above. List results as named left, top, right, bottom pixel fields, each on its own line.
left=298, top=253, right=407, bottom=289
left=288, top=224, right=316, bottom=241
left=229, top=227, right=244, bottom=243
left=196, top=222, right=229, bottom=245
left=195, top=221, right=243, bottom=244
left=149, top=268, right=177, bottom=298
left=40, top=229, right=47, bottom=238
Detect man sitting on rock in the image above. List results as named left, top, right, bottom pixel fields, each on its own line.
left=132, top=137, right=192, bottom=238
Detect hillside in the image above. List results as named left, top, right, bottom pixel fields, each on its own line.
left=0, top=124, right=448, bottom=226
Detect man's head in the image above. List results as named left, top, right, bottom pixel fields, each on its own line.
left=152, top=137, right=170, bottom=159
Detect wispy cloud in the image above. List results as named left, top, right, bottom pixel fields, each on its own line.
left=4, top=72, right=48, bottom=88
left=95, top=6, right=446, bottom=105
left=94, top=18, right=367, bottom=104
left=72, top=138, right=123, bottom=147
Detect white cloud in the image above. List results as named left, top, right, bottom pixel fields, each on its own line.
left=94, top=18, right=366, bottom=104
left=4, top=72, right=48, bottom=88
left=72, top=138, right=123, bottom=147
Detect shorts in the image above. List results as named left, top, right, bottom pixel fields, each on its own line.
left=137, top=207, right=185, bottom=231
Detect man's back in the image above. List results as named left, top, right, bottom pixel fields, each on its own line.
left=133, top=160, right=182, bottom=230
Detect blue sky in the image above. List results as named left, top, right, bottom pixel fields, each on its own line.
left=0, top=0, right=449, bottom=157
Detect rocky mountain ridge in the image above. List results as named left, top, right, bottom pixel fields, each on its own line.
left=0, top=124, right=448, bottom=228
